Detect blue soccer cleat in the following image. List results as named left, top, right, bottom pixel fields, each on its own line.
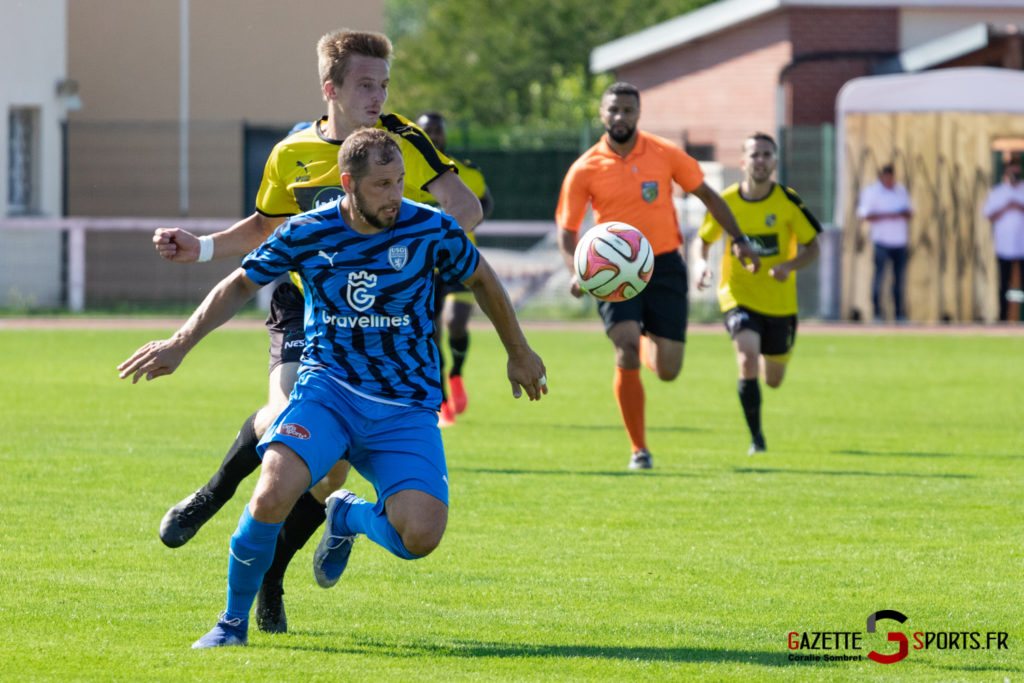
left=191, top=614, right=248, bottom=649
left=312, top=490, right=358, bottom=588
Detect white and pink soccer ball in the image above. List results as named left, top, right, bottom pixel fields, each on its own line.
left=573, top=222, right=654, bottom=302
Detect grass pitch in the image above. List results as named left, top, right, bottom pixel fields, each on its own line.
left=0, top=322, right=1020, bottom=681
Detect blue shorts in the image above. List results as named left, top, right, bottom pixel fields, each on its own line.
left=257, top=368, right=449, bottom=509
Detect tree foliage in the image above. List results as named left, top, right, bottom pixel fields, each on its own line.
left=385, top=0, right=716, bottom=145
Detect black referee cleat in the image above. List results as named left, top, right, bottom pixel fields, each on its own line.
left=256, top=580, right=287, bottom=634
left=159, top=486, right=225, bottom=548
left=748, top=434, right=767, bottom=456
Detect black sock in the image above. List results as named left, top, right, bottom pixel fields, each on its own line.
left=449, top=335, right=469, bottom=377
left=738, top=378, right=763, bottom=443
left=262, top=491, right=327, bottom=586
left=205, top=412, right=261, bottom=503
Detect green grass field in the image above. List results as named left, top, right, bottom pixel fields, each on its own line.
left=0, top=323, right=1020, bottom=681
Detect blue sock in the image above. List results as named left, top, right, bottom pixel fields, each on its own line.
left=224, top=505, right=283, bottom=623
left=344, top=497, right=421, bottom=560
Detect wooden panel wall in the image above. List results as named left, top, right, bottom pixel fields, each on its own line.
left=842, top=112, right=1024, bottom=322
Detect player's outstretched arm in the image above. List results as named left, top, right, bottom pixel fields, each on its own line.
left=117, top=268, right=261, bottom=383
left=425, top=170, right=484, bottom=231
left=152, top=213, right=286, bottom=263
left=691, top=183, right=761, bottom=273
left=462, top=258, right=548, bottom=401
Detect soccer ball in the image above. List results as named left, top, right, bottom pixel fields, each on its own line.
left=573, top=222, right=654, bottom=302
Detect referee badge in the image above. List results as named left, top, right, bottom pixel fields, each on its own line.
left=641, top=181, right=659, bottom=203
left=388, top=246, right=408, bottom=271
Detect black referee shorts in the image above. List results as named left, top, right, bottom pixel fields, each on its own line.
left=598, top=251, right=689, bottom=342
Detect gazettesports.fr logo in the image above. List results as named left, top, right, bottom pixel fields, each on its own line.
left=786, top=610, right=1009, bottom=665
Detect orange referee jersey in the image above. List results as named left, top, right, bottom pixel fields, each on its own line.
left=555, top=130, right=704, bottom=255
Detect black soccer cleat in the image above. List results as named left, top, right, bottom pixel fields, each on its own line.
left=748, top=433, right=767, bottom=456
left=159, top=486, right=225, bottom=548
left=255, top=579, right=287, bottom=634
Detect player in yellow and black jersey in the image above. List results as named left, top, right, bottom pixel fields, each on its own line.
left=147, top=30, right=482, bottom=635
left=417, top=111, right=494, bottom=426
left=258, top=112, right=458, bottom=215
left=697, top=132, right=820, bottom=455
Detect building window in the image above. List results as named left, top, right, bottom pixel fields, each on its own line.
left=8, top=107, right=40, bottom=215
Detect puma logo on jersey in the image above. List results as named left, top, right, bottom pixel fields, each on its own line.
left=318, top=250, right=339, bottom=267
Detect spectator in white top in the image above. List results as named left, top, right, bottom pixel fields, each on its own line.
left=983, top=163, right=1024, bottom=322
left=857, top=164, right=913, bottom=322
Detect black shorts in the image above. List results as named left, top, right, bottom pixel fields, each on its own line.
left=723, top=306, right=797, bottom=356
left=266, top=281, right=306, bottom=373
left=598, top=251, right=689, bottom=342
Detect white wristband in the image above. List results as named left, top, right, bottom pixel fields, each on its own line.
left=197, top=235, right=215, bottom=263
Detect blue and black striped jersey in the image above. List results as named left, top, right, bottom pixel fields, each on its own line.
left=242, top=198, right=480, bottom=409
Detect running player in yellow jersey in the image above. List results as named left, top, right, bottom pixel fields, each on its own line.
left=416, top=111, right=494, bottom=425
left=697, top=132, right=821, bottom=455
left=147, top=29, right=482, bottom=634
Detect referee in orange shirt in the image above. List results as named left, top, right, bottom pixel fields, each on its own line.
left=556, top=82, right=759, bottom=470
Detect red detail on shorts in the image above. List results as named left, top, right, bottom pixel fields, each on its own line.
left=279, top=423, right=311, bottom=440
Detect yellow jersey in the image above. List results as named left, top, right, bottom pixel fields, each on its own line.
left=699, top=182, right=821, bottom=316
left=255, top=113, right=456, bottom=216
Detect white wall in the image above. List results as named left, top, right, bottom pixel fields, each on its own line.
left=0, top=0, right=68, bottom=307
left=900, top=7, right=1024, bottom=49
left=1, top=0, right=69, bottom=217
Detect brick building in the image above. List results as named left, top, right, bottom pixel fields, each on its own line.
left=592, top=0, right=1024, bottom=169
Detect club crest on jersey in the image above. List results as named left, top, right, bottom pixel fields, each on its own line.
left=388, top=246, right=408, bottom=271
left=641, top=181, right=658, bottom=203
left=346, top=270, right=378, bottom=312
left=765, top=213, right=777, bottom=227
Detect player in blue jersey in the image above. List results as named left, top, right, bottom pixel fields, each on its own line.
left=118, top=128, right=548, bottom=649
left=148, top=30, right=482, bottom=635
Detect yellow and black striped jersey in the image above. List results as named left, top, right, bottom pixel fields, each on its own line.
left=699, top=182, right=821, bottom=316
left=255, top=113, right=457, bottom=217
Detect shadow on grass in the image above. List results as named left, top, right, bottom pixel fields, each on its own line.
left=834, top=449, right=955, bottom=458
left=930, top=663, right=1023, bottom=674
left=734, top=467, right=973, bottom=479
left=472, top=422, right=705, bottom=434
left=271, top=636, right=796, bottom=666
left=450, top=466, right=696, bottom=478
left=837, top=448, right=1024, bottom=459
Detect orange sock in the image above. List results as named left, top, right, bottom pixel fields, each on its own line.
left=613, top=367, right=646, bottom=452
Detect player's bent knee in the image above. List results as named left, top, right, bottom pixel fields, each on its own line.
left=385, top=489, right=448, bottom=556
left=655, top=361, right=682, bottom=381
left=398, top=521, right=446, bottom=557
left=249, top=487, right=298, bottom=523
